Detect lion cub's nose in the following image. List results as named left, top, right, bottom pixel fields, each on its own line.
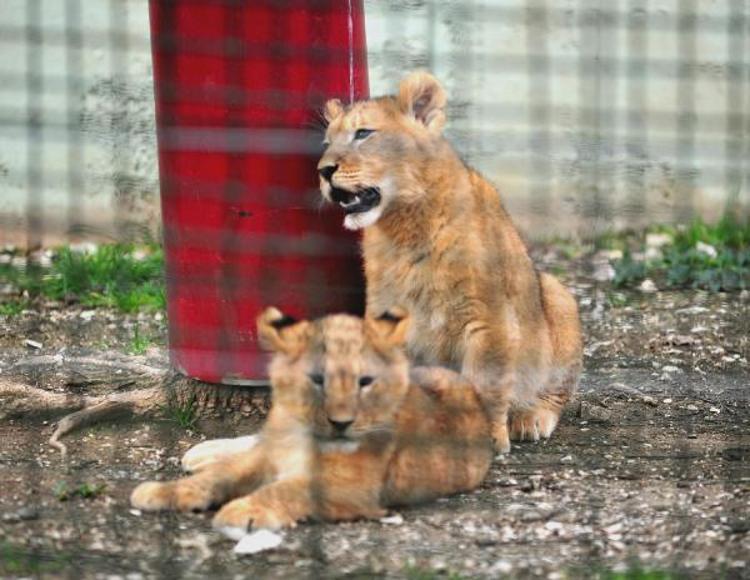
left=318, top=164, right=338, bottom=182
left=328, top=418, right=353, bottom=434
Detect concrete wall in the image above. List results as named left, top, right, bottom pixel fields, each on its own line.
left=0, top=1, right=747, bottom=246
left=0, top=0, right=157, bottom=246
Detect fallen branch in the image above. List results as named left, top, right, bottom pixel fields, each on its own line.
left=1, top=378, right=165, bottom=455
left=48, top=386, right=166, bottom=454
left=1, top=359, right=270, bottom=456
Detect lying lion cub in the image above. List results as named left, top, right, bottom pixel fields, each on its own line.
left=317, top=71, right=583, bottom=453
left=131, top=308, right=492, bottom=533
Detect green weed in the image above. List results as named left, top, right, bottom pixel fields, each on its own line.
left=606, top=291, right=630, bottom=307
left=53, top=481, right=107, bottom=501
left=166, top=394, right=199, bottom=431
left=0, top=299, right=28, bottom=316
left=128, top=324, right=152, bottom=355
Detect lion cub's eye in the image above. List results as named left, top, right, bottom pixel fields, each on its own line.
left=309, top=374, right=325, bottom=387
left=358, top=376, right=374, bottom=388
left=354, top=128, right=375, bottom=140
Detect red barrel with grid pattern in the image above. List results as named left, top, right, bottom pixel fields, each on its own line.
left=149, top=1, right=368, bottom=384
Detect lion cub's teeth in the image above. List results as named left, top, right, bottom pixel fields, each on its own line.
left=340, top=195, right=360, bottom=208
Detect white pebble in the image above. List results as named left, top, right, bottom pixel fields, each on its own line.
left=380, top=513, right=404, bottom=525
left=233, top=530, right=283, bottom=555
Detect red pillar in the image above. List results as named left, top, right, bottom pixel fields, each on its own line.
left=149, top=1, right=368, bottom=383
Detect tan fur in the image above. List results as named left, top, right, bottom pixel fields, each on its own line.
left=317, top=71, right=583, bottom=452
left=131, top=308, right=492, bottom=532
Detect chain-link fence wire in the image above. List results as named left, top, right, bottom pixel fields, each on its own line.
left=1, top=0, right=748, bottom=575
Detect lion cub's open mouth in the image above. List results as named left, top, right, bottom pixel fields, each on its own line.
left=330, top=186, right=382, bottom=215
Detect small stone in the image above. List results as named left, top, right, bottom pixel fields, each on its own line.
left=496, top=478, right=518, bottom=487
left=17, top=506, right=38, bottom=520
left=24, top=339, right=42, bottom=350
left=709, top=407, right=720, bottom=414
left=1, top=507, right=39, bottom=522
left=593, top=262, right=615, bottom=282
left=644, top=246, right=662, bottom=260
left=380, top=513, right=404, bottom=525
left=646, top=232, right=672, bottom=248
left=639, top=278, right=658, bottom=293
left=70, top=242, right=98, bottom=254
left=491, top=560, right=513, bottom=574
left=729, top=520, right=750, bottom=534
left=579, top=401, right=612, bottom=423
left=695, top=241, right=717, bottom=258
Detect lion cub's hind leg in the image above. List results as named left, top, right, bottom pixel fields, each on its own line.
left=509, top=273, right=583, bottom=443
left=181, top=435, right=260, bottom=473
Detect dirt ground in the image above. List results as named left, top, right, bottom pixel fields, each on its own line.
left=0, top=248, right=749, bottom=579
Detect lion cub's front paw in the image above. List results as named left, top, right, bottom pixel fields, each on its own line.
left=213, top=496, right=297, bottom=535
left=130, top=480, right=215, bottom=512
left=131, top=481, right=174, bottom=511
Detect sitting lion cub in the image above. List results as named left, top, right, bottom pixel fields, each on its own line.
left=131, top=308, right=492, bottom=533
left=317, top=71, right=583, bottom=453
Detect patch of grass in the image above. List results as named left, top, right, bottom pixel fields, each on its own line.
left=611, top=214, right=750, bottom=292
left=0, top=244, right=165, bottom=313
left=0, top=542, right=71, bottom=576
left=599, top=568, right=674, bottom=580
left=569, top=562, right=679, bottom=580
left=53, top=481, right=107, bottom=501
left=612, top=251, right=648, bottom=288
left=404, top=566, right=468, bottom=580
left=166, top=393, right=199, bottom=431
left=594, top=229, right=632, bottom=251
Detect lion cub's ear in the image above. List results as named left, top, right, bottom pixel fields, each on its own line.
left=366, top=307, right=410, bottom=352
left=257, top=307, right=310, bottom=356
left=397, top=71, right=446, bottom=134
left=323, top=98, right=344, bottom=124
